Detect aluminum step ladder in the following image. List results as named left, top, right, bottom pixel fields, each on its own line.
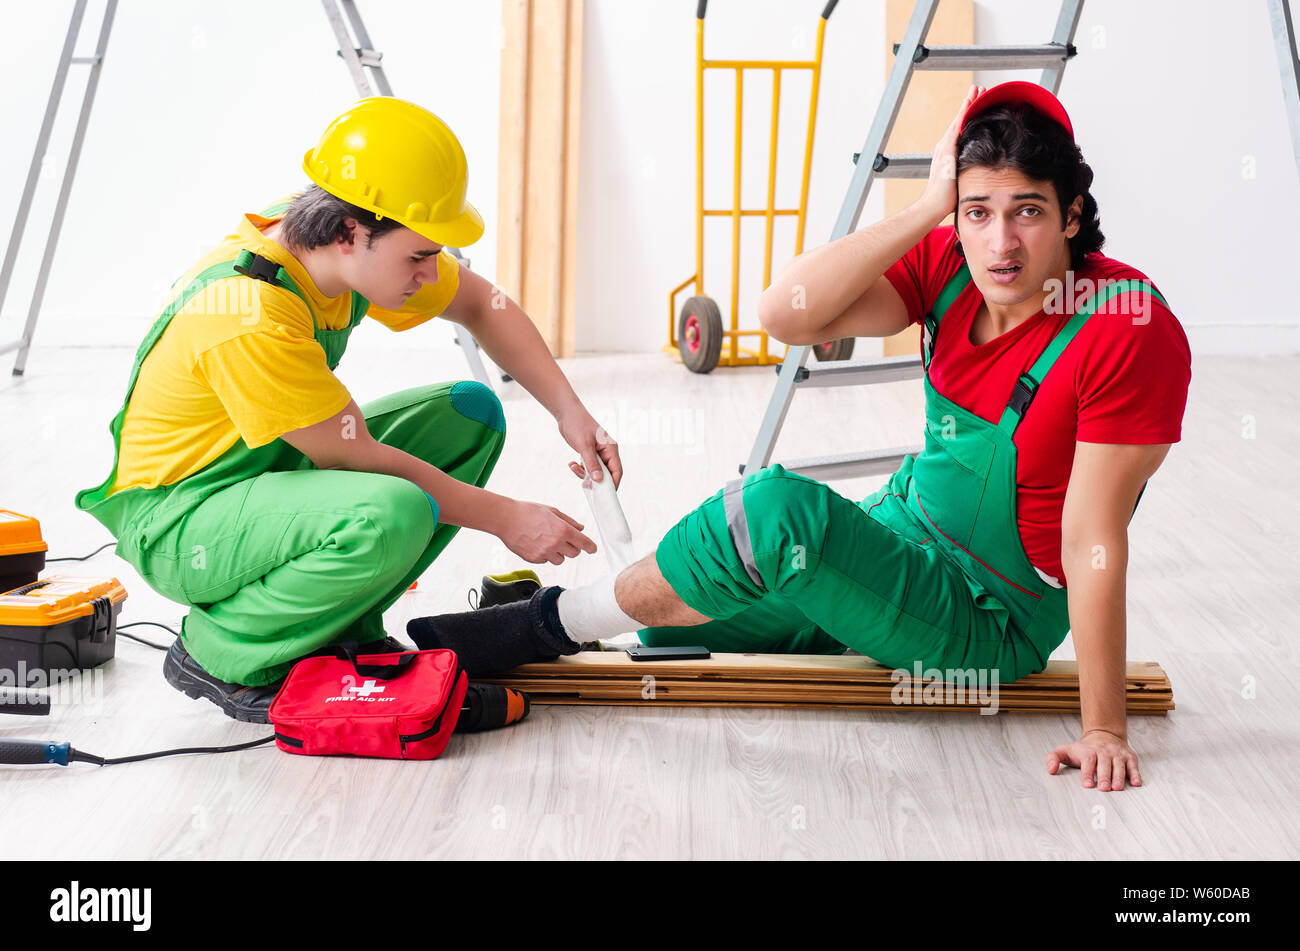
left=1271, top=0, right=1300, bottom=183
left=321, top=0, right=503, bottom=388
left=2, top=0, right=497, bottom=387
left=0, top=0, right=118, bottom=377
left=741, top=0, right=1084, bottom=478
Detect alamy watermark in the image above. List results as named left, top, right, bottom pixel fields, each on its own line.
left=1043, top=272, right=1154, bottom=325
left=890, top=661, right=1000, bottom=715
left=0, top=664, right=104, bottom=714
left=49, top=882, right=150, bottom=931
left=587, top=399, right=705, bottom=455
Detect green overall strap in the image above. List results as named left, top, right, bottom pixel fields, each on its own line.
left=76, top=256, right=321, bottom=510
left=995, top=279, right=1169, bottom=522
left=996, top=279, right=1169, bottom=435
left=347, top=284, right=370, bottom=326
left=258, top=199, right=295, bottom=218
left=922, top=263, right=971, bottom=371
left=233, top=248, right=369, bottom=331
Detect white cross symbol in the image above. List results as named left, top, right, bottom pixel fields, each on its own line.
left=349, top=679, right=386, bottom=697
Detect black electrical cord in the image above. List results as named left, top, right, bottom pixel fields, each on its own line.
left=72, top=735, right=277, bottom=766
left=4, top=545, right=281, bottom=765
left=115, top=621, right=177, bottom=651
left=45, top=541, right=115, bottom=563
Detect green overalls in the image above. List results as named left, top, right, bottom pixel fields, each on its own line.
left=646, top=267, right=1165, bottom=682
left=75, top=244, right=506, bottom=686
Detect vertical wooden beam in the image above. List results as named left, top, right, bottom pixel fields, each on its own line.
left=559, top=0, right=583, bottom=359
left=497, top=0, right=583, bottom=358
left=498, top=0, right=529, bottom=307
left=881, top=0, right=972, bottom=357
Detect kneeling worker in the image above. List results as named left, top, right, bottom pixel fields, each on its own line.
left=412, top=83, right=1191, bottom=790
left=75, top=98, right=622, bottom=728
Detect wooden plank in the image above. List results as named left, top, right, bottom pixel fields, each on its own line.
left=488, top=675, right=1180, bottom=706
left=497, top=0, right=582, bottom=356
left=521, top=0, right=567, bottom=352
left=485, top=681, right=1173, bottom=712
left=486, top=674, right=1172, bottom=699
left=479, top=654, right=1176, bottom=713
left=559, top=0, right=583, bottom=358
left=519, top=697, right=1172, bottom=716
left=485, top=652, right=1172, bottom=687
left=497, top=0, right=529, bottom=303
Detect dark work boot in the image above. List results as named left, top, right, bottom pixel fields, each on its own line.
left=467, top=569, right=542, bottom=610
left=163, top=638, right=281, bottom=724
left=407, top=586, right=580, bottom=676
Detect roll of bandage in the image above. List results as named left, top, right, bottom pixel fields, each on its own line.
left=581, top=458, right=635, bottom=570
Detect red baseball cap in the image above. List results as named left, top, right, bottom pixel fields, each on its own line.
left=960, top=81, right=1074, bottom=142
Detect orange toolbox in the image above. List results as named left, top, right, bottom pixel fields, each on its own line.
left=0, top=511, right=124, bottom=673
left=0, top=509, right=47, bottom=592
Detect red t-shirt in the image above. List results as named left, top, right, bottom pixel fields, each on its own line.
left=884, top=226, right=1191, bottom=586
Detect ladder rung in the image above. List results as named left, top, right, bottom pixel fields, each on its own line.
left=866, top=153, right=931, bottom=179
left=774, top=447, right=923, bottom=481
left=336, top=48, right=384, bottom=66
left=785, top=354, right=923, bottom=388
left=703, top=209, right=802, bottom=217
left=69, top=56, right=103, bottom=65
left=892, top=43, right=1076, bottom=70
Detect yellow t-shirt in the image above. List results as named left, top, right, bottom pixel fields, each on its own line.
left=107, top=198, right=461, bottom=496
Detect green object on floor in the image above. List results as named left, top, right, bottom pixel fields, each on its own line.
left=75, top=255, right=505, bottom=686
left=646, top=269, right=1167, bottom=683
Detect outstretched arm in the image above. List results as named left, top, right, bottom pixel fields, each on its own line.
left=441, top=265, right=623, bottom=488
left=1047, top=440, right=1171, bottom=790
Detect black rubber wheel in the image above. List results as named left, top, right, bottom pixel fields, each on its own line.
left=678, top=295, right=723, bottom=374
left=813, top=337, right=855, bottom=361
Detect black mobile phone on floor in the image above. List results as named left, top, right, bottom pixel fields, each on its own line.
left=626, top=645, right=711, bottom=661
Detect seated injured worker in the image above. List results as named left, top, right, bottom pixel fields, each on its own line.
left=75, top=97, right=620, bottom=728
left=411, top=82, right=1192, bottom=791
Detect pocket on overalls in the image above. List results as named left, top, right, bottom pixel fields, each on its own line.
left=912, top=416, right=997, bottom=546
left=1020, top=586, right=1071, bottom=668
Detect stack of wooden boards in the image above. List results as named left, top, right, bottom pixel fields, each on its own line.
left=478, top=652, right=1175, bottom=715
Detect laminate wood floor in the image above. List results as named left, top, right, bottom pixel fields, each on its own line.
left=2, top=336, right=1296, bottom=860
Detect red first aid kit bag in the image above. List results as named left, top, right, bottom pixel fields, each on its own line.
left=268, top=642, right=468, bottom=760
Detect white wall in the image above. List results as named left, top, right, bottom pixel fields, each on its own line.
left=575, top=0, right=1300, bottom=355
left=0, top=0, right=500, bottom=355
left=2, top=1, right=1298, bottom=359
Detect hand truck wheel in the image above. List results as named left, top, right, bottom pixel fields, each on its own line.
left=678, top=295, right=723, bottom=374
left=813, top=337, right=855, bottom=362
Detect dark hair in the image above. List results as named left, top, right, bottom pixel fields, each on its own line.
left=953, top=102, right=1104, bottom=271
left=276, top=184, right=406, bottom=251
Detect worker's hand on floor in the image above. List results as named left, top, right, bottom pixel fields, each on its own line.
left=1045, top=730, right=1143, bottom=791
left=557, top=410, right=623, bottom=488
left=499, top=499, right=598, bottom=566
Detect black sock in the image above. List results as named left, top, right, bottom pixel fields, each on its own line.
left=407, top=586, right=578, bottom=676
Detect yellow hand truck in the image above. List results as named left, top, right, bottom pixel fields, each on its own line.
left=667, top=0, right=854, bottom=374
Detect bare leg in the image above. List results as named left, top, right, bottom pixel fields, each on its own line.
left=614, top=553, right=712, bottom=627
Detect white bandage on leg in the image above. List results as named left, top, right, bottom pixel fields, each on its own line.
left=581, top=455, right=635, bottom=570
left=556, top=573, right=640, bottom=644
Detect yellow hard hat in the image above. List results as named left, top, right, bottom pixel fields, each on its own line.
left=302, top=97, right=484, bottom=247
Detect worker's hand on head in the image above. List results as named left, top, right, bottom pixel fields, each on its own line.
left=558, top=410, right=623, bottom=489
left=921, top=84, right=986, bottom=217
left=1045, top=730, right=1142, bottom=792
left=499, top=499, right=598, bottom=566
